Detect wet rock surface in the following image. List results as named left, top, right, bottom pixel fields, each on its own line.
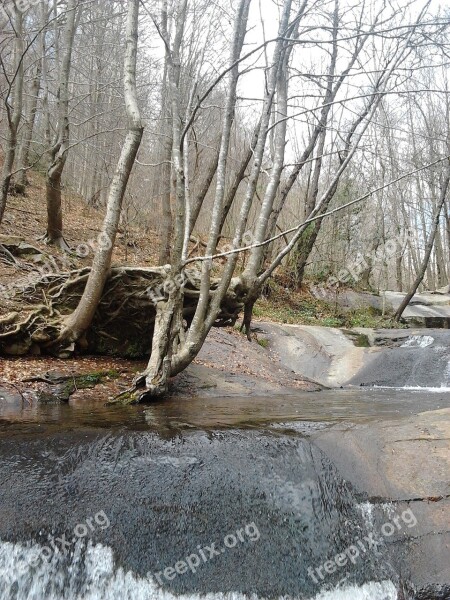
left=0, top=428, right=396, bottom=599
left=0, top=403, right=449, bottom=598
left=312, top=408, right=450, bottom=598
left=252, top=324, right=450, bottom=390
left=347, top=331, right=450, bottom=388
left=0, top=386, right=22, bottom=404
left=1, top=324, right=450, bottom=599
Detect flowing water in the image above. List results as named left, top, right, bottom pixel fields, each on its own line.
left=350, top=334, right=450, bottom=389
left=1, top=387, right=449, bottom=432
left=0, top=386, right=449, bottom=600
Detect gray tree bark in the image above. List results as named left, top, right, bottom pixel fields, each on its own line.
left=60, top=0, right=144, bottom=343
left=45, top=0, right=78, bottom=248
left=395, top=171, right=450, bottom=321
left=0, top=6, right=24, bottom=224
left=16, top=62, right=41, bottom=190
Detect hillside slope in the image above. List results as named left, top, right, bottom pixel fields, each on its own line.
left=0, top=169, right=159, bottom=290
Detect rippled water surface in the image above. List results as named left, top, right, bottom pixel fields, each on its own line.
left=1, top=387, right=450, bottom=435
left=0, top=386, right=448, bottom=599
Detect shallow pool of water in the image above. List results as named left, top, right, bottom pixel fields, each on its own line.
left=1, top=387, right=449, bottom=436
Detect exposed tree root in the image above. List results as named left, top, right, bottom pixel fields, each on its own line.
left=41, top=233, right=72, bottom=252
left=0, top=243, right=249, bottom=403
left=0, top=243, right=19, bottom=266
left=0, top=265, right=245, bottom=362
left=0, top=267, right=159, bottom=356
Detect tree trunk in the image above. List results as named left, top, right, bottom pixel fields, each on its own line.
left=189, top=148, right=220, bottom=235
left=60, top=0, right=144, bottom=343
left=45, top=0, right=77, bottom=248
left=158, top=64, right=174, bottom=265
left=395, top=171, right=450, bottom=321
left=0, top=6, right=24, bottom=224
left=46, top=172, right=66, bottom=247
left=129, top=0, right=253, bottom=401
left=445, top=199, right=450, bottom=272
left=16, top=64, right=41, bottom=190
left=158, top=157, right=173, bottom=264
left=396, top=253, right=403, bottom=292
left=132, top=288, right=183, bottom=399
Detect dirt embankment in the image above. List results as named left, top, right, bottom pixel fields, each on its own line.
left=0, top=169, right=322, bottom=400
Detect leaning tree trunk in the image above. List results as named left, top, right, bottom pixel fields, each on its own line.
left=395, top=171, right=450, bottom=321
left=59, top=0, right=144, bottom=345
left=123, top=0, right=253, bottom=402
left=130, top=0, right=189, bottom=399
left=130, top=287, right=184, bottom=400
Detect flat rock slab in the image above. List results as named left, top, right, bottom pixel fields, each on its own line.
left=0, top=386, right=22, bottom=404
left=256, top=323, right=366, bottom=387
left=385, top=290, right=450, bottom=320
left=396, top=498, right=450, bottom=591
left=312, top=408, right=450, bottom=500
left=253, top=324, right=450, bottom=389
left=312, top=409, right=450, bottom=595
left=178, top=327, right=322, bottom=396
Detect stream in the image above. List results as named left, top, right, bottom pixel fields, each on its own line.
left=0, top=385, right=449, bottom=600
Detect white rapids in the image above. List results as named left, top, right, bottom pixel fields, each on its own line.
left=0, top=539, right=398, bottom=600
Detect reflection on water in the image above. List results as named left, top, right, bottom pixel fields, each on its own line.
left=1, top=387, right=449, bottom=436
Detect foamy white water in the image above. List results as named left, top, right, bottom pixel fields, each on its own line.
left=374, top=385, right=450, bottom=392
left=312, top=581, right=397, bottom=599
left=401, top=335, right=434, bottom=348
left=356, top=502, right=375, bottom=528
left=0, top=539, right=398, bottom=600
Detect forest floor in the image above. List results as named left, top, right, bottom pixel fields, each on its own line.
left=0, top=169, right=160, bottom=292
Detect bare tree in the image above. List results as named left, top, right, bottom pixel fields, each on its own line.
left=16, top=60, right=41, bottom=192
left=60, top=0, right=144, bottom=343
left=395, top=168, right=450, bottom=320
left=0, top=4, right=24, bottom=223
left=44, top=0, right=79, bottom=248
